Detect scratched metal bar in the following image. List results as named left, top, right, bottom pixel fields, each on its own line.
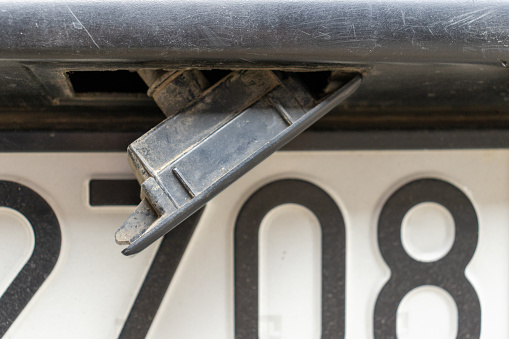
left=0, top=0, right=507, bottom=64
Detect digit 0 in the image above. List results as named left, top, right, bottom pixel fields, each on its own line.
left=234, top=179, right=346, bottom=339
left=0, top=180, right=62, bottom=336
left=374, top=178, right=481, bottom=338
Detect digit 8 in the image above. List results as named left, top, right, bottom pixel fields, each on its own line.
left=374, top=179, right=481, bottom=338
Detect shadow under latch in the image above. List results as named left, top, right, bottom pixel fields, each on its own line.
left=115, top=70, right=362, bottom=255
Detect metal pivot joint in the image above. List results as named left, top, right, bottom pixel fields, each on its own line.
left=116, top=70, right=362, bottom=255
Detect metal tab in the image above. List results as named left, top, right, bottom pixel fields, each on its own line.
left=116, top=72, right=362, bottom=255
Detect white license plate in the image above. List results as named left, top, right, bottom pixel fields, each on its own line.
left=0, top=134, right=506, bottom=339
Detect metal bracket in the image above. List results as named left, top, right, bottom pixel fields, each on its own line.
left=116, top=70, right=361, bottom=255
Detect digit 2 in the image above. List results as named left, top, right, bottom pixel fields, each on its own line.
left=0, top=180, right=62, bottom=337
left=374, top=178, right=481, bottom=338
left=234, top=179, right=346, bottom=339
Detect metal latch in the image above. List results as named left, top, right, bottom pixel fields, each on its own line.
left=115, top=70, right=361, bottom=255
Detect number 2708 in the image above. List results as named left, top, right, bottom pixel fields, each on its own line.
left=0, top=177, right=481, bottom=338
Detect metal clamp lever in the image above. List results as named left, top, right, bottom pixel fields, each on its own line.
left=116, top=71, right=362, bottom=255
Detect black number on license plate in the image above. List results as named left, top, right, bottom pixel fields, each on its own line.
left=0, top=181, right=61, bottom=337
left=1, top=177, right=482, bottom=338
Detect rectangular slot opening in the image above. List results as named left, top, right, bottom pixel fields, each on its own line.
left=89, top=179, right=141, bottom=206
left=68, top=70, right=148, bottom=94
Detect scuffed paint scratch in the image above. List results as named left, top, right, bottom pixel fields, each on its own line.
left=458, top=10, right=495, bottom=27
left=198, top=25, right=228, bottom=47
left=443, top=8, right=495, bottom=28
left=66, top=5, right=100, bottom=49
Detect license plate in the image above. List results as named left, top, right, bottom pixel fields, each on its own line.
left=0, top=132, right=506, bottom=338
